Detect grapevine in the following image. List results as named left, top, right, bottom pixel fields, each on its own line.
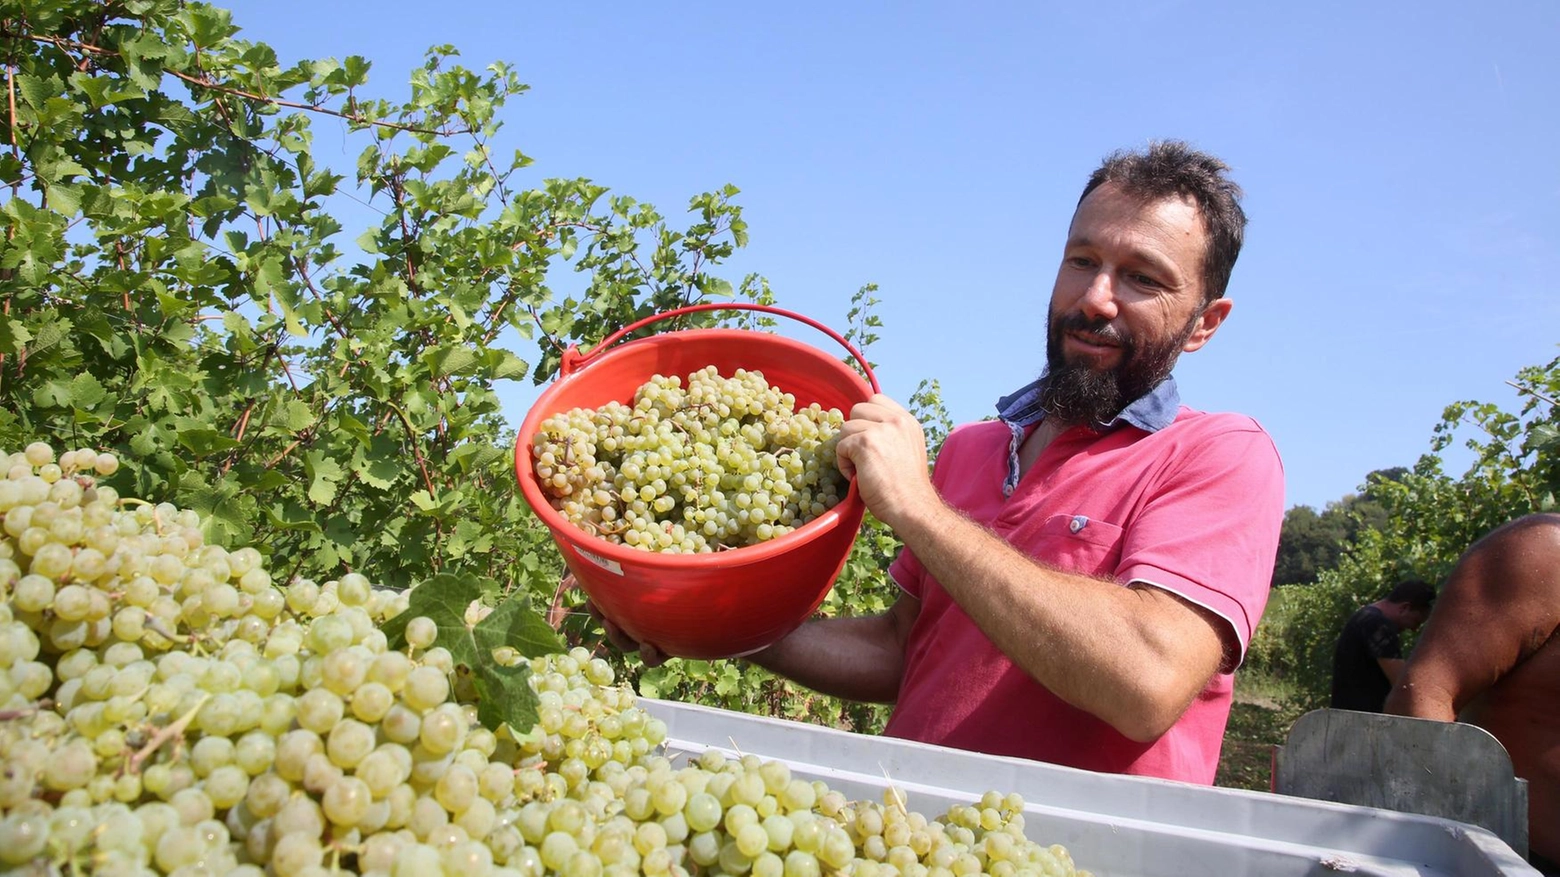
left=0, top=441, right=1089, bottom=876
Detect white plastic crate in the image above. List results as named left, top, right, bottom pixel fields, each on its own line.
left=641, top=698, right=1540, bottom=877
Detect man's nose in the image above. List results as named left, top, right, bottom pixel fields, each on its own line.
left=1079, top=273, right=1118, bottom=321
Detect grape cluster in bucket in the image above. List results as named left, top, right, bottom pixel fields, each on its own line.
left=531, top=367, right=850, bottom=554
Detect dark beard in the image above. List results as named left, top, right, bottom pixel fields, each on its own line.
left=1037, top=310, right=1200, bottom=428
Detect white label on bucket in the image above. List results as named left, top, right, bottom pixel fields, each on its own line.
left=574, top=546, right=624, bottom=576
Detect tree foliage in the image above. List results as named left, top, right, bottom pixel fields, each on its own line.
left=0, top=0, right=772, bottom=597
left=1269, top=469, right=1399, bottom=587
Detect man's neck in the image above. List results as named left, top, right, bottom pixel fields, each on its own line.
left=1018, top=418, right=1072, bottom=477
left=1371, top=600, right=1404, bottom=627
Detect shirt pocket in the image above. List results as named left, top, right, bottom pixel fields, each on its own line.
left=1026, top=514, right=1125, bottom=578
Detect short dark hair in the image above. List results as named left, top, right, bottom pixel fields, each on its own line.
left=1078, top=140, right=1247, bottom=303
left=1386, top=579, right=1436, bottom=610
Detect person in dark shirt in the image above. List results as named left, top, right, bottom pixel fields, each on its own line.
left=1329, top=579, right=1435, bottom=712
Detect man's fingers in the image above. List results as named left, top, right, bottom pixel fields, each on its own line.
left=848, top=395, right=898, bottom=422
left=585, top=598, right=670, bottom=666
left=639, top=642, right=668, bottom=668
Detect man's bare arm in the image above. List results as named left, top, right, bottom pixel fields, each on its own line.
left=1376, top=657, right=1407, bottom=686
left=1386, top=514, right=1560, bottom=720
left=890, top=501, right=1227, bottom=741
left=746, top=594, right=920, bottom=703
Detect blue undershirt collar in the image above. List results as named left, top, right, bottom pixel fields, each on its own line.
left=993, top=374, right=1181, bottom=496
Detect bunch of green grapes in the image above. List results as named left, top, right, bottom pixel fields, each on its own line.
left=531, top=366, right=849, bottom=554
left=0, top=440, right=1088, bottom=877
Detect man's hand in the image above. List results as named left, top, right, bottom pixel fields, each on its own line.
left=835, top=394, right=939, bottom=530
left=584, top=598, right=669, bottom=667
left=558, top=572, right=671, bottom=667
left=585, top=598, right=670, bottom=667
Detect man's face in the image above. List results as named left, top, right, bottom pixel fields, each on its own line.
left=1039, top=183, right=1232, bottom=426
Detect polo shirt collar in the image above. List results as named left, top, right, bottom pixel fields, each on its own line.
left=994, top=374, right=1181, bottom=496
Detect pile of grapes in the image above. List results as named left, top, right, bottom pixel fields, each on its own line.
left=0, top=441, right=1091, bottom=877
left=531, top=367, right=850, bottom=554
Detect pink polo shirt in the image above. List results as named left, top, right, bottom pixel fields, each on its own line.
left=882, top=408, right=1284, bottom=783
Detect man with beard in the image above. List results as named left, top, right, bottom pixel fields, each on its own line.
left=600, top=141, right=1285, bottom=783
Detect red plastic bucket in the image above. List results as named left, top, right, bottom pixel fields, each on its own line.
left=513, top=303, right=879, bottom=659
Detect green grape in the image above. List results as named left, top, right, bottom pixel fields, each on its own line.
left=419, top=703, right=468, bottom=755
left=541, top=830, right=581, bottom=872
left=0, top=811, right=49, bottom=865
left=684, top=791, right=722, bottom=832
left=322, top=776, right=372, bottom=826
left=0, top=443, right=1087, bottom=877
left=403, top=665, right=450, bottom=711
left=294, top=688, right=345, bottom=734
left=327, top=718, right=376, bottom=769
left=434, top=764, right=479, bottom=814
left=405, top=616, right=438, bottom=649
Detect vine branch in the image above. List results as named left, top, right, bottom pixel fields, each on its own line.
left=1506, top=379, right=1559, bottom=408
left=21, top=33, right=475, bottom=138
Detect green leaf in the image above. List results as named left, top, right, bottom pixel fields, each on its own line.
left=353, top=451, right=401, bottom=490
left=383, top=574, right=479, bottom=653
left=450, top=442, right=505, bottom=474
left=273, top=399, right=317, bottom=432
left=48, top=182, right=83, bottom=216
left=0, top=319, right=33, bottom=357
left=492, top=350, right=529, bottom=381
left=473, top=595, right=563, bottom=660
left=472, top=659, right=538, bottom=734
left=426, top=345, right=480, bottom=378
left=303, top=450, right=345, bottom=505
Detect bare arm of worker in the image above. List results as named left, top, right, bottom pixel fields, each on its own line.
left=1377, top=657, right=1407, bottom=686
left=588, top=590, right=920, bottom=704
left=1385, top=515, right=1560, bottom=721
left=744, top=594, right=920, bottom=703
left=836, top=394, right=1228, bottom=743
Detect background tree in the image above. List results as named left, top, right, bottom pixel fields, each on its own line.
left=1269, top=468, right=1401, bottom=587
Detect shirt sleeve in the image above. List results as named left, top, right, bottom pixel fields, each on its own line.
left=1115, top=416, right=1286, bottom=668
left=1361, top=614, right=1404, bottom=660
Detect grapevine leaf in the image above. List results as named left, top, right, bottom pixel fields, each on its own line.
left=353, top=454, right=400, bottom=490
left=473, top=594, right=563, bottom=660
left=274, top=399, right=316, bottom=432
left=303, top=450, right=344, bottom=505
left=492, top=350, right=528, bottom=380
left=0, top=317, right=31, bottom=355
left=450, top=442, right=505, bottom=473
left=472, top=658, right=539, bottom=733
left=426, top=345, right=479, bottom=378
left=382, top=572, right=482, bottom=667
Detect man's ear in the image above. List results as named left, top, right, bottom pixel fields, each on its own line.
left=1183, top=298, right=1233, bottom=353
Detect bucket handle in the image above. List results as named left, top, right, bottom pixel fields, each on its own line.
left=560, top=302, right=881, bottom=394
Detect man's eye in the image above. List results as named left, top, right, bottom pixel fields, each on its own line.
left=1131, top=273, right=1163, bottom=289
left=1066, top=257, right=1094, bottom=269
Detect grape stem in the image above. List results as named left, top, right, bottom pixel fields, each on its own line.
left=0, top=699, right=49, bottom=721
left=129, top=694, right=211, bottom=772
left=145, top=615, right=187, bottom=644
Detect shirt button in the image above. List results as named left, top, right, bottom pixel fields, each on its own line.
left=1070, top=515, right=1088, bottom=533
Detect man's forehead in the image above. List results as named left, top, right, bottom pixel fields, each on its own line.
left=1074, top=182, right=1203, bottom=225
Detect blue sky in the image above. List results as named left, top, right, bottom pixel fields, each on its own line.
left=225, top=0, right=1560, bottom=512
